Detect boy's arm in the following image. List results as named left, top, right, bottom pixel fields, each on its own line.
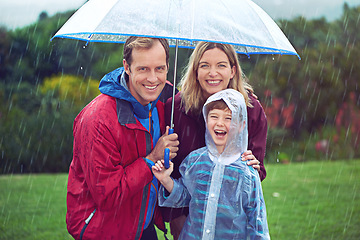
left=153, top=160, right=192, bottom=208
left=244, top=172, right=270, bottom=240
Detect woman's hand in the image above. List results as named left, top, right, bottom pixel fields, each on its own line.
left=242, top=150, right=260, bottom=171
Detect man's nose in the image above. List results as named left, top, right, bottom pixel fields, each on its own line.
left=147, top=70, right=158, bottom=82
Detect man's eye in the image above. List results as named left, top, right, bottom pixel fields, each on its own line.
left=157, top=66, right=166, bottom=71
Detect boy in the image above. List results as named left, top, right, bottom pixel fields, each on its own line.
left=152, top=89, right=270, bottom=240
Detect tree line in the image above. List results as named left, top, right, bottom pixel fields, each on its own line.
left=0, top=4, right=359, bottom=173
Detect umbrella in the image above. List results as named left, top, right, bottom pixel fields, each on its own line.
left=52, top=0, right=299, bottom=57
left=51, top=0, right=300, bottom=167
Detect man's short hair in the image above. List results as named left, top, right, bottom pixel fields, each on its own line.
left=123, top=37, right=170, bottom=66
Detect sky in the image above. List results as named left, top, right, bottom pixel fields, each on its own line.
left=0, top=0, right=359, bottom=30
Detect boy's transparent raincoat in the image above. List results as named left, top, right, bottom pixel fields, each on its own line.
left=159, top=89, right=270, bottom=240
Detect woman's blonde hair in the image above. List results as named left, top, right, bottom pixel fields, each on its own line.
left=179, top=42, right=253, bottom=114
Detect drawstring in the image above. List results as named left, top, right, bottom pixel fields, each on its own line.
left=149, top=109, right=152, bottom=134
left=149, top=103, right=154, bottom=136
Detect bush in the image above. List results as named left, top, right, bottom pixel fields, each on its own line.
left=0, top=76, right=99, bottom=173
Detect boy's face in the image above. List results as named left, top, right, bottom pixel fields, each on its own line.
left=207, top=108, right=232, bottom=154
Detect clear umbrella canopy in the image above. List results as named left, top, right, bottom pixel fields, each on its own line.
left=52, top=0, right=299, bottom=58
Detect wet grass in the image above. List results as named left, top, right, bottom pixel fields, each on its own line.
left=0, top=160, right=359, bottom=240
left=263, top=160, right=360, bottom=240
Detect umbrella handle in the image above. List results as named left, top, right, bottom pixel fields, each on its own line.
left=164, top=128, right=174, bottom=169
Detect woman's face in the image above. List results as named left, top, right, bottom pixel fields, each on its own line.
left=197, top=48, right=236, bottom=99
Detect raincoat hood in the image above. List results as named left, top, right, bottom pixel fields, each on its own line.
left=99, top=67, right=160, bottom=119
left=203, top=89, right=248, bottom=165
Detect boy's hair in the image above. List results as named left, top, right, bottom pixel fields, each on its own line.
left=205, top=99, right=243, bottom=122
left=205, top=99, right=230, bottom=117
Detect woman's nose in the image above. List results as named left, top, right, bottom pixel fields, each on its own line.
left=209, top=67, right=218, bottom=77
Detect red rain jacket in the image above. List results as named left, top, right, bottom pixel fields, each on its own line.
left=66, top=94, right=166, bottom=239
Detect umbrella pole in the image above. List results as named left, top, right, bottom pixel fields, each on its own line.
left=164, top=40, right=178, bottom=169
left=170, top=39, right=179, bottom=129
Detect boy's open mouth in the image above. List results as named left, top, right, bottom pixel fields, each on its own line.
left=214, top=130, right=227, bottom=136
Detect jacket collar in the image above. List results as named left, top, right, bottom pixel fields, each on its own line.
left=116, top=98, right=137, bottom=125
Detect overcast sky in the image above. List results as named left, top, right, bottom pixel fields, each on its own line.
left=0, top=0, right=359, bottom=30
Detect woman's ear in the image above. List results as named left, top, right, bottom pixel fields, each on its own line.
left=230, top=65, right=236, bottom=79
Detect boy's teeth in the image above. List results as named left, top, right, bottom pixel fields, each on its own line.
left=145, top=85, right=156, bottom=89
left=215, top=130, right=226, bottom=134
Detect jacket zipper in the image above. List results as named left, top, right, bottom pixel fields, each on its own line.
left=80, top=209, right=96, bottom=240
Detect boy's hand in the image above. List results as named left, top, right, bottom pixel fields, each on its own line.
left=152, top=160, right=173, bottom=181
left=152, top=160, right=174, bottom=193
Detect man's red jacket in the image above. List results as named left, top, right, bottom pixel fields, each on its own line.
left=66, top=94, right=166, bottom=239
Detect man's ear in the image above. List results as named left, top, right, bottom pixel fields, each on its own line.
left=123, top=59, right=131, bottom=75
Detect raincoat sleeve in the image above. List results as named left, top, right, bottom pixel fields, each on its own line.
left=158, top=154, right=194, bottom=208
left=158, top=179, right=191, bottom=208
left=248, top=95, right=268, bottom=181
left=243, top=170, right=270, bottom=240
left=74, top=108, right=153, bottom=211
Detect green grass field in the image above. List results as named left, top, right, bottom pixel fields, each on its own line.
left=1, top=160, right=359, bottom=240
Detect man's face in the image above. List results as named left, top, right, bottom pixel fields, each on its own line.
left=207, top=108, right=232, bottom=154
left=124, top=40, right=168, bottom=106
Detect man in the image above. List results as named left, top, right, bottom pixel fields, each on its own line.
left=66, top=37, right=179, bottom=240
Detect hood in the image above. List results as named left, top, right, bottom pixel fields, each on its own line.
left=98, top=67, right=160, bottom=119
left=203, top=89, right=248, bottom=165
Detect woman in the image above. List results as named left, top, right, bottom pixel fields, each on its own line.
left=163, top=42, right=268, bottom=240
